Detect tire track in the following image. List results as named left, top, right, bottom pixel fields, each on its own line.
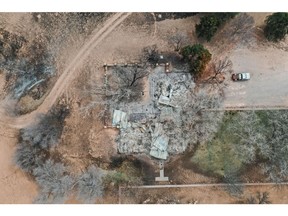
left=0, top=12, right=131, bottom=129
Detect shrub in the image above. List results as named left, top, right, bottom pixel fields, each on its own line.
left=264, top=13, right=288, bottom=42
left=14, top=142, right=45, bottom=174
left=142, top=45, right=159, bottom=64
left=104, top=171, right=130, bottom=187
left=196, top=15, right=220, bottom=42
left=181, top=44, right=211, bottom=77
left=77, top=166, right=105, bottom=203
left=223, top=170, right=243, bottom=197
left=20, top=105, right=69, bottom=149
left=33, top=159, right=74, bottom=204
left=196, top=13, right=238, bottom=41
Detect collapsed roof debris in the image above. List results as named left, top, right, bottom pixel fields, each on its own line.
left=112, top=67, right=195, bottom=160
left=117, top=122, right=151, bottom=154
left=110, top=66, right=222, bottom=161
left=150, top=123, right=169, bottom=160
left=112, top=110, right=128, bottom=129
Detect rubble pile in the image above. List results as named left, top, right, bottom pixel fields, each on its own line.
left=114, top=67, right=198, bottom=160
left=113, top=66, right=223, bottom=160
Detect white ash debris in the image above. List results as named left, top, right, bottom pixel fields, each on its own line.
left=117, top=121, right=152, bottom=154
left=150, top=123, right=169, bottom=160
left=115, top=67, right=223, bottom=159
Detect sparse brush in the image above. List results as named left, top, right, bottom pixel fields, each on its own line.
left=168, top=31, right=189, bottom=52
left=261, top=110, right=288, bottom=182
left=20, top=105, right=69, bottom=149
left=244, top=192, right=271, bottom=204
left=14, top=142, right=45, bottom=174
left=141, top=45, right=159, bottom=64
left=33, top=159, right=74, bottom=204
left=223, top=170, right=243, bottom=197
left=103, top=171, right=130, bottom=187
left=77, top=165, right=105, bottom=204
left=14, top=105, right=71, bottom=203
left=182, top=88, right=224, bottom=146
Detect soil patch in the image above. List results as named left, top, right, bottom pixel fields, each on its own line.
left=0, top=134, right=38, bottom=203
left=121, top=184, right=288, bottom=204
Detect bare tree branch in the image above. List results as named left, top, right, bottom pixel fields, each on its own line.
left=77, top=165, right=105, bottom=204
left=212, top=57, right=233, bottom=75
left=202, top=57, right=233, bottom=93
left=222, top=13, right=255, bottom=45
left=168, top=31, right=189, bottom=51
left=141, top=45, right=159, bottom=64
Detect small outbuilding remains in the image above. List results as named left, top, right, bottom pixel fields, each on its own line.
left=112, top=110, right=128, bottom=129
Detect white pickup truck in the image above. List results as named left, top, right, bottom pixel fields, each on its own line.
left=232, top=72, right=250, bottom=81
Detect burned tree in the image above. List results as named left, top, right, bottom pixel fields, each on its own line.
left=212, top=57, right=233, bottom=77
left=77, top=166, right=105, bottom=203
left=257, top=192, right=271, bottom=204
left=13, top=106, right=72, bottom=204
left=20, top=105, right=69, bottom=149
left=14, top=105, right=69, bottom=173
left=81, top=44, right=160, bottom=119
left=226, top=110, right=288, bottom=182
left=221, top=13, right=255, bottom=45
left=141, top=45, right=159, bottom=64
left=14, top=142, right=46, bottom=174
left=229, top=13, right=255, bottom=37
left=107, top=65, right=150, bottom=104
left=205, top=57, right=233, bottom=86
left=33, top=159, right=74, bottom=204
left=181, top=88, right=224, bottom=146
left=168, top=31, right=189, bottom=51
left=261, top=110, right=288, bottom=182
left=0, top=28, right=55, bottom=100
left=81, top=62, right=150, bottom=120
left=114, top=65, right=149, bottom=89
left=226, top=111, right=268, bottom=165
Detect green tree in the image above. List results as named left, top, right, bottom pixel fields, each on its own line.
left=215, top=12, right=238, bottom=22
left=264, top=13, right=288, bottom=42
left=181, top=44, right=212, bottom=76
left=196, top=13, right=238, bottom=41
left=196, top=15, right=220, bottom=42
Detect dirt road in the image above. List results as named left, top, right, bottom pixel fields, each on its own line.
left=224, top=46, right=288, bottom=108
left=0, top=12, right=131, bottom=203
left=0, top=12, right=131, bottom=129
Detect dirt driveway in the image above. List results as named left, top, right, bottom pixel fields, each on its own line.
left=224, top=46, right=288, bottom=108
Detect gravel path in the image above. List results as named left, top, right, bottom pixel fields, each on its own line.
left=224, top=47, right=288, bottom=108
